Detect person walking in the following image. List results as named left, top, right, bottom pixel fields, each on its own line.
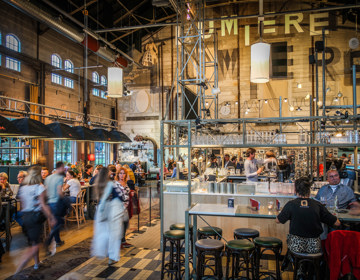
left=16, top=166, right=56, bottom=273
left=92, top=167, right=125, bottom=265
left=44, top=162, right=66, bottom=251
left=244, top=148, right=263, bottom=182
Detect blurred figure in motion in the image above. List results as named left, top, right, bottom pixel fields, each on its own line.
left=16, top=166, right=56, bottom=273
left=41, top=167, right=49, bottom=183
left=92, top=167, right=125, bottom=265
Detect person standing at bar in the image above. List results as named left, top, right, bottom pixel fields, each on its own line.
left=224, top=154, right=235, bottom=168
left=244, top=148, right=263, bottom=182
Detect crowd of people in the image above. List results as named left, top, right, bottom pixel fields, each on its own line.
left=0, top=161, right=140, bottom=271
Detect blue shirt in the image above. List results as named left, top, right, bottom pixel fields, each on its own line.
left=315, top=183, right=356, bottom=209
left=171, top=167, right=177, bottom=178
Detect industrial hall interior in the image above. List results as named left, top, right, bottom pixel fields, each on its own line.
left=0, top=0, right=360, bottom=280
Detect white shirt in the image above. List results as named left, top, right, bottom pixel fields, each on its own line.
left=18, top=184, right=45, bottom=212
left=330, top=184, right=338, bottom=193
left=67, top=178, right=81, bottom=198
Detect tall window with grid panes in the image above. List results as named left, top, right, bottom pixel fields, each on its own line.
left=51, top=54, right=62, bottom=85
left=92, top=71, right=100, bottom=96
left=64, top=59, right=74, bottom=88
left=5, top=34, right=21, bottom=71
left=100, top=75, right=107, bottom=99
left=53, top=140, right=74, bottom=166
left=95, top=142, right=110, bottom=166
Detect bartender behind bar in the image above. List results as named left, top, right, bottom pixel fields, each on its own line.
left=244, top=148, right=263, bottom=182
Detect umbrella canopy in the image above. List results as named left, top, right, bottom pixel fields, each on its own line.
left=72, top=126, right=102, bottom=142
left=110, top=130, right=132, bottom=143
left=46, top=122, right=81, bottom=140
left=12, top=118, right=57, bottom=138
left=92, top=128, right=119, bottom=143
left=0, top=115, right=22, bottom=136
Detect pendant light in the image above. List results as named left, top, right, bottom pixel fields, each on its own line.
left=107, top=66, right=123, bottom=98
left=250, top=0, right=270, bottom=83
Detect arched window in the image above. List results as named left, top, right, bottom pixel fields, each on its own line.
left=51, top=54, right=62, bottom=68
left=51, top=54, right=62, bottom=85
left=5, top=34, right=20, bottom=52
left=5, top=34, right=21, bottom=71
left=64, top=59, right=74, bottom=73
left=100, top=75, right=107, bottom=86
left=92, top=72, right=99, bottom=84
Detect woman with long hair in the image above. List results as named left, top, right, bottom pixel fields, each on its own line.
left=92, top=167, right=125, bottom=265
left=116, top=167, right=131, bottom=248
left=63, top=170, right=81, bottom=203
left=16, top=166, right=56, bottom=273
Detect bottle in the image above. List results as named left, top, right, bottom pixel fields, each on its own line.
left=334, top=195, right=338, bottom=211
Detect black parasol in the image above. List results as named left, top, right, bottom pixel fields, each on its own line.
left=110, top=130, right=132, bottom=143
left=92, top=128, right=119, bottom=143
left=0, top=115, right=22, bottom=136
left=72, top=126, right=102, bottom=141
left=46, top=122, right=81, bottom=140
left=12, top=118, right=57, bottom=138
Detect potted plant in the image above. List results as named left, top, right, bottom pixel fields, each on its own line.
left=15, top=157, right=19, bottom=165
left=20, top=160, right=25, bottom=165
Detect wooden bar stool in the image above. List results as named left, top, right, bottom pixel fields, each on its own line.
left=225, top=239, right=255, bottom=280
left=254, top=237, right=282, bottom=280
left=290, top=251, right=323, bottom=280
left=195, top=239, right=224, bottom=280
left=161, top=230, right=185, bottom=280
left=233, top=228, right=259, bottom=241
left=170, top=223, right=194, bottom=258
left=197, top=226, right=222, bottom=240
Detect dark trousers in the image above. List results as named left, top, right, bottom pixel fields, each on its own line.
left=47, top=203, right=63, bottom=245
left=122, top=220, right=129, bottom=243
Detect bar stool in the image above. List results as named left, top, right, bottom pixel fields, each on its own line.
left=197, top=226, right=223, bottom=240
left=290, top=251, right=323, bottom=280
left=170, top=223, right=194, bottom=258
left=195, top=239, right=224, bottom=280
left=225, top=239, right=255, bottom=280
left=254, top=237, right=282, bottom=280
left=161, top=230, right=185, bottom=280
left=233, top=228, right=259, bottom=241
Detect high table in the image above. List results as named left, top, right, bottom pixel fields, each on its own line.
left=184, top=203, right=360, bottom=280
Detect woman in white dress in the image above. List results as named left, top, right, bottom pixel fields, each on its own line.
left=92, top=167, right=125, bottom=265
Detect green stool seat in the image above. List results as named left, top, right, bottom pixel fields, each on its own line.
left=198, top=226, right=222, bottom=235
left=234, top=228, right=259, bottom=240
left=226, top=239, right=255, bottom=251
left=170, top=223, right=193, bottom=230
left=254, top=237, right=282, bottom=248
left=164, top=230, right=185, bottom=239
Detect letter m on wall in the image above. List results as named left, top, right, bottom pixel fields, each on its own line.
left=217, top=49, right=238, bottom=79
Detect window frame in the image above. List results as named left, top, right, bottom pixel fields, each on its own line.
left=5, top=34, right=21, bottom=52
left=95, top=142, right=110, bottom=166
left=5, top=57, right=21, bottom=72
left=64, top=59, right=74, bottom=73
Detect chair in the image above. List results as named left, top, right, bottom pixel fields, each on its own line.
left=65, top=189, right=86, bottom=228
left=195, top=239, right=224, bottom=279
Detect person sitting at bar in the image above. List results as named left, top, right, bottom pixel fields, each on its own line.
left=315, top=169, right=356, bottom=209
left=276, top=177, right=340, bottom=279
left=0, top=172, right=13, bottom=198
left=244, top=148, right=263, bottom=182
left=83, top=164, right=93, bottom=182
left=224, top=154, right=234, bottom=168
left=209, top=155, right=218, bottom=168
left=63, top=170, right=81, bottom=203
left=41, top=167, right=49, bottom=183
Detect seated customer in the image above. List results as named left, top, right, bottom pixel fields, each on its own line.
left=276, top=177, right=340, bottom=279
left=315, top=169, right=356, bottom=209
left=41, top=167, right=50, bottom=183
left=0, top=172, right=13, bottom=198
left=83, top=164, right=93, bottom=182
left=63, top=170, right=81, bottom=203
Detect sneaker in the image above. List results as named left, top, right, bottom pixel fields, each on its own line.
left=56, top=241, right=65, bottom=247
left=34, top=263, right=39, bottom=270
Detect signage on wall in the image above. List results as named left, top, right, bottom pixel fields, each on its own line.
left=204, top=12, right=331, bottom=45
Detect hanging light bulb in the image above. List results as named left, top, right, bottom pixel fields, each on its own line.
left=235, top=101, right=238, bottom=105
left=345, top=119, right=350, bottom=123
left=337, top=92, right=343, bottom=98
left=284, top=98, right=288, bottom=102
left=296, top=106, right=302, bottom=111
left=205, top=102, right=209, bottom=106
left=297, top=83, right=302, bottom=89
left=250, top=42, right=270, bottom=83
left=289, top=105, right=295, bottom=112
left=264, top=99, right=268, bottom=104
left=305, top=93, right=310, bottom=100
left=313, top=98, right=317, bottom=102
left=186, top=13, right=191, bottom=20
left=245, top=111, right=249, bottom=115
left=334, top=97, right=339, bottom=102
left=317, top=100, right=323, bottom=107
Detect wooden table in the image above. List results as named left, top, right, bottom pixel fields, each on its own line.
left=184, top=203, right=360, bottom=280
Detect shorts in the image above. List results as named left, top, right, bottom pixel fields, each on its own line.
left=22, top=212, right=45, bottom=245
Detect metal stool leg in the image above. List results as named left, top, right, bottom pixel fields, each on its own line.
left=161, top=237, right=166, bottom=280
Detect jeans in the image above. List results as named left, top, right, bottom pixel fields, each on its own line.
left=69, top=196, right=77, bottom=203
left=47, top=203, right=62, bottom=245
left=122, top=220, right=129, bottom=243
